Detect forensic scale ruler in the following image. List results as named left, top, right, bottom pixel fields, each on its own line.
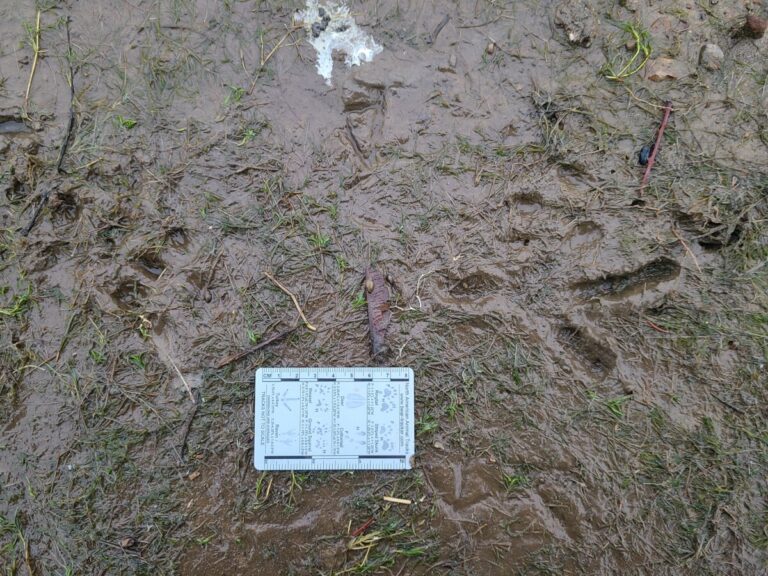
left=254, top=367, right=414, bottom=471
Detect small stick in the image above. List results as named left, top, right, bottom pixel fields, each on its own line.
left=644, top=319, right=669, bottom=333
left=179, top=389, right=201, bottom=459
left=21, top=17, right=76, bottom=237
left=382, top=496, right=411, bottom=505
left=248, top=26, right=300, bottom=94
left=56, top=17, right=76, bottom=174
left=23, top=10, right=42, bottom=112
left=640, top=100, right=672, bottom=192
left=427, top=15, right=450, bottom=44
left=264, top=272, right=317, bottom=331
left=216, top=326, right=297, bottom=368
left=710, top=392, right=745, bottom=415
left=166, top=352, right=196, bottom=403
left=672, top=227, right=702, bottom=274
left=350, top=517, right=375, bottom=538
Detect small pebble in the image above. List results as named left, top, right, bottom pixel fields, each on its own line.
left=744, top=14, right=767, bottom=39
left=485, top=41, right=496, bottom=55
left=698, top=43, right=724, bottom=71
left=311, top=22, right=323, bottom=38
left=318, top=7, right=326, bottom=18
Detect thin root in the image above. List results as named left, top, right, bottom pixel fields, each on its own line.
left=264, top=271, right=317, bottom=331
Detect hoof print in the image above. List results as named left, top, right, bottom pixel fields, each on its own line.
left=110, top=279, right=149, bottom=310
left=573, top=257, right=680, bottom=300
left=558, top=325, right=616, bottom=378
left=448, top=269, right=501, bottom=296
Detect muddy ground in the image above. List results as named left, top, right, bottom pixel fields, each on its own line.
left=1, top=0, right=767, bottom=574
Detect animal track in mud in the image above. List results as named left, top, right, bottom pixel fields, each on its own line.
left=558, top=324, right=616, bottom=378
left=503, top=191, right=563, bottom=246
left=561, top=221, right=603, bottom=254
left=447, top=269, right=502, bottom=296
left=50, top=189, right=81, bottom=222
left=572, top=257, right=680, bottom=300
left=133, top=252, right=166, bottom=280
left=110, top=279, right=149, bottom=310
left=678, top=214, right=744, bottom=251
left=165, top=226, right=188, bottom=248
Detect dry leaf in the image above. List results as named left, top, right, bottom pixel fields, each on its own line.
left=365, top=269, right=390, bottom=357
left=646, top=58, right=686, bottom=81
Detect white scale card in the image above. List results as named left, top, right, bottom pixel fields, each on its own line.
left=254, top=367, right=414, bottom=471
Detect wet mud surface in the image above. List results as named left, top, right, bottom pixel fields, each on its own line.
left=1, top=0, right=767, bottom=574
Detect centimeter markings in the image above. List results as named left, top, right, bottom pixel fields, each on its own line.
left=262, top=458, right=409, bottom=471
left=254, top=367, right=414, bottom=471
left=259, top=366, right=412, bottom=381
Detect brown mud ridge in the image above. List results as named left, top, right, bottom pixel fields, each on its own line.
left=1, top=1, right=767, bottom=575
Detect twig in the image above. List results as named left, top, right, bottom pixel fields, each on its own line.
left=672, top=227, right=702, bottom=274
left=56, top=17, right=76, bottom=174
left=264, top=272, right=317, bottom=331
left=382, top=496, right=411, bottom=505
left=710, top=392, right=745, bottom=415
left=415, top=270, right=435, bottom=310
left=216, top=326, right=297, bottom=368
left=179, top=389, right=202, bottom=459
left=350, top=517, right=375, bottom=538
left=23, top=10, right=42, bottom=113
left=21, top=17, right=76, bottom=237
left=640, top=100, right=672, bottom=192
left=248, top=26, right=300, bottom=94
left=200, top=248, right=223, bottom=302
left=166, top=352, right=196, bottom=403
left=644, top=319, right=669, bottom=333
left=426, top=15, right=450, bottom=44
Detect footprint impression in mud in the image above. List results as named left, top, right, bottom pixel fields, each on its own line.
left=429, top=189, right=684, bottom=385
left=426, top=460, right=584, bottom=569
left=558, top=255, right=682, bottom=382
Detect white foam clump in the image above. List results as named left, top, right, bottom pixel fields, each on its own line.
left=296, top=1, right=382, bottom=85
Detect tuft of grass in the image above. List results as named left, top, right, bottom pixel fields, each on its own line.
left=309, top=232, right=331, bottom=249
left=224, top=85, right=245, bottom=106
left=115, top=115, right=137, bottom=129
left=352, top=291, right=366, bottom=309
left=601, top=21, right=652, bottom=80
left=238, top=127, right=257, bottom=146
left=416, top=414, right=437, bottom=436
left=444, top=391, right=460, bottom=420
left=336, top=255, right=350, bottom=272
left=502, top=472, right=530, bottom=493
left=0, top=513, right=32, bottom=574
left=605, top=395, right=631, bottom=419
left=247, top=329, right=261, bottom=345
left=0, top=285, right=32, bottom=318
left=127, top=352, right=145, bottom=369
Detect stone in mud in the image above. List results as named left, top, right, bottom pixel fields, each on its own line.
left=745, top=14, right=767, bottom=38
left=698, top=43, right=724, bottom=71
left=554, top=0, right=597, bottom=47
